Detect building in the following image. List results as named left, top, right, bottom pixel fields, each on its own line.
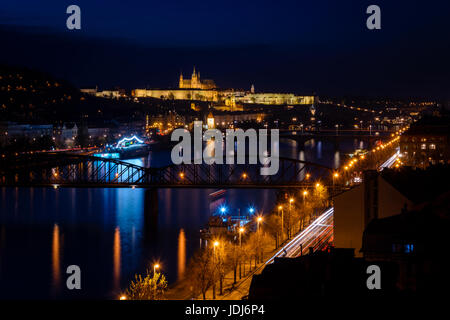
left=362, top=190, right=450, bottom=293
left=400, top=116, right=450, bottom=168
left=233, top=93, right=316, bottom=105
left=248, top=248, right=398, bottom=298
left=334, top=166, right=450, bottom=257
left=179, top=67, right=216, bottom=89
left=0, top=122, right=53, bottom=146
left=80, top=87, right=125, bottom=99
left=133, top=88, right=221, bottom=102
left=132, top=68, right=316, bottom=105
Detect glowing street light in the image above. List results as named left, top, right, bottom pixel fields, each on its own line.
left=242, top=173, right=247, bottom=179
left=302, top=190, right=308, bottom=202
left=248, top=207, right=255, bottom=214
left=288, top=198, right=294, bottom=239
left=119, top=295, right=127, bottom=300
left=238, top=227, right=244, bottom=246
left=153, top=263, right=160, bottom=274
left=219, top=206, right=227, bottom=214
left=179, top=172, right=185, bottom=179
left=256, top=216, right=263, bottom=232
left=315, top=182, right=321, bottom=188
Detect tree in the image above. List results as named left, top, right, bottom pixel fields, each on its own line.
left=187, top=248, right=214, bottom=300
left=214, top=242, right=227, bottom=296
left=265, top=213, right=282, bottom=249
left=124, top=269, right=167, bottom=300
left=226, top=243, right=240, bottom=284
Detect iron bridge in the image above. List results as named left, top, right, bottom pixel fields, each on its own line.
left=0, top=152, right=342, bottom=189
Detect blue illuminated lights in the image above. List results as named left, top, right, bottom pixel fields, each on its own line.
left=115, top=135, right=144, bottom=148
left=248, top=207, right=255, bottom=214
left=219, top=205, right=227, bottom=214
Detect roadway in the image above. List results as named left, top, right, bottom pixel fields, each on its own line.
left=223, top=148, right=399, bottom=299
left=379, top=147, right=400, bottom=170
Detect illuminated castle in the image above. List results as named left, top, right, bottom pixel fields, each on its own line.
left=179, top=67, right=216, bottom=89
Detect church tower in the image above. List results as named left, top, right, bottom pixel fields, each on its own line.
left=179, top=72, right=184, bottom=88
left=192, top=66, right=199, bottom=88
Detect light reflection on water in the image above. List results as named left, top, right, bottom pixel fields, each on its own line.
left=0, top=138, right=368, bottom=298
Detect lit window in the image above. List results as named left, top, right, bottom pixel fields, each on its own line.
left=421, top=144, right=426, bottom=150
left=429, top=144, right=436, bottom=149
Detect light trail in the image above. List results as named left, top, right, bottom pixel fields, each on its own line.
left=265, top=207, right=334, bottom=265
left=262, top=147, right=399, bottom=264
left=379, top=147, right=400, bottom=170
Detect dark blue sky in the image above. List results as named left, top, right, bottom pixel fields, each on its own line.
left=1, top=0, right=449, bottom=98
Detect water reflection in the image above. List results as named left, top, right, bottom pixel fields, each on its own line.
left=177, top=229, right=186, bottom=280
left=113, top=227, right=121, bottom=292
left=317, top=141, right=322, bottom=159
left=334, top=151, right=340, bottom=169
left=52, top=224, right=60, bottom=294
left=0, top=137, right=370, bottom=298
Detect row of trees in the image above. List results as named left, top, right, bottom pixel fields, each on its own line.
left=186, top=230, right=273, bottom=300
left=186, top=185, right=330, bottom=299
left=122, top=183, right=331, bottom=300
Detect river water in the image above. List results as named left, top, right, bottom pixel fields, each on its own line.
left=0, top=137, right=370, bottom=299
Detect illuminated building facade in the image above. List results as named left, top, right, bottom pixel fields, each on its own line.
left=132, top=69, right=316, bottom=105
left=179, top=67, right=216, bottom=89
left=400, top=118, right=450, bottom=168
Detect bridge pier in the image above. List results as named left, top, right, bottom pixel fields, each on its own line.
left=144, top=188, right=159, bottom=240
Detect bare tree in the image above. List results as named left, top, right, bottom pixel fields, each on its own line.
left=187, top=248, right=214, bottom=300
left=124, top=269, right=167, bottom=300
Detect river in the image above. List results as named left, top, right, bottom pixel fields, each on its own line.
left=0, top=137, right=372, bottom=299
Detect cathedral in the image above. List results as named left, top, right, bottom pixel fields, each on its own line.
left=179, top=67, right=216, bottom=90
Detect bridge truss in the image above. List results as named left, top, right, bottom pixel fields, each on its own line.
left=0, top=153, right=340, bottom=189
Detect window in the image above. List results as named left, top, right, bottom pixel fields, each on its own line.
left=421, top=144, right=426, bottom=150
left=429, top=144, right=436, bottom=149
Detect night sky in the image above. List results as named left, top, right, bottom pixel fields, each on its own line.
left=1, top=0, right=449, bottom=98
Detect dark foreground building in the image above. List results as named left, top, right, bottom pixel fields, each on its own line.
left=249, top=166, right=450, bottom=298
left=248, top=248, right=398, bottom=299
left=362, top=191, right=450, bottom=293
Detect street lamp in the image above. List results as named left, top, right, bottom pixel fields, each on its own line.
left=119, top=295, right=127, bottom=300
left=256, top=216, right=263, bottom=232
left=288, top=198, right=294, bottom=239
left=153, top=263, right=160, bottom=274
left=278, top=206, right=284, bottom=240
left=238, top=227, right=244, bottom=247
left=302, top=190, right=308, bottom=202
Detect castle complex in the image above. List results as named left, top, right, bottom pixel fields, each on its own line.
left=179, top=67, right=216, bottom=90
left=132, top=67, right=316, bottom=106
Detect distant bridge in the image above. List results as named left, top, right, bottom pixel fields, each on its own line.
left=279, top=129, right=389, bottom=146
left=0, top=152, right=341, bottom=189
